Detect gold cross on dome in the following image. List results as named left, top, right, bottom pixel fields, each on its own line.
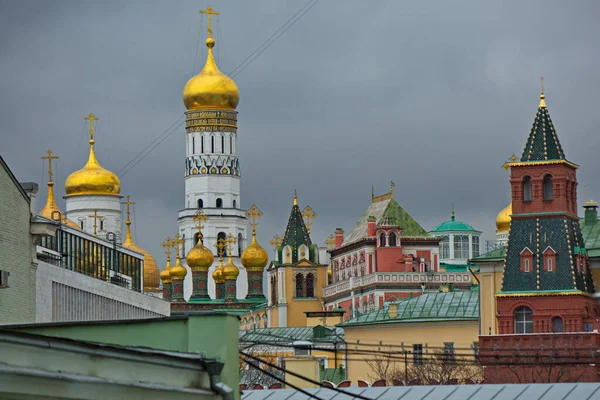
left=325, top=234, right=335, bottom=250
left=84, top=113, right=99, bottom=141
left=226, top=233, right=237, bottom=254
left=200, top=5, right=220, bottom=38
left=88, top=210, right=103, bottom=236
left=162, top=237, right=173, bottom=259
left=192, top=210, right=209, bottom=242
left=121, top=195, right=136, bottom=222
left=41, top=149, right=59, bottom=182
left=214, top=237, right=226, bottom=260
left=246, top=204, right=263, bottom=233
left=540, top=76, right=545, bottom=95
left=269, top=235, right=283, bottom=249
left=172, top=234, right=184, bottom=259
left=302, top=206, right=317, bottom=235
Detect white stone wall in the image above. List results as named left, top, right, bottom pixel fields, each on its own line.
left=0, top=166, right=35, bottom=324
left=65, top=194, right=122, bottom=241
left=36, top=260, right=169, bottom=323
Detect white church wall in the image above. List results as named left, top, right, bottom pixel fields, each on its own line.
left=65, top=194, right=122, bottom=241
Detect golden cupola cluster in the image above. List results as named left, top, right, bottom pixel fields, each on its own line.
left=121, top=196, right=161, bottom=292
left=160, top=238, right=174, bottom=284
left=182, top=6, right=239, bottom=111
left=39, top=149, right=80, bottom=230
left=221, top=233, right=239, bottom=280
left=186, top=210, right=214, bottom=270
left=64, top=113, right=120, bottom=197
left=241, top=205, right=269, bottom=271
left=495, top=202, right=512, bottom=233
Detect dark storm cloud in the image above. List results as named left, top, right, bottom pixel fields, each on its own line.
left=1, top=0, right=599, bottom=263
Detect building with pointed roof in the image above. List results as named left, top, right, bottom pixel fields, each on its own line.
left=479, top=88, right=600, bottom=383
left=324, top=186, right=472, bottom=319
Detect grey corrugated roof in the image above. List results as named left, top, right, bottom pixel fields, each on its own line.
left=241, top=383, right=600, bottom=400
left=239, top=326, right=344, bottom=344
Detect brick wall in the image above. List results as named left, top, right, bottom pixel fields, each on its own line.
left=0, top=166, right=35, bottom=323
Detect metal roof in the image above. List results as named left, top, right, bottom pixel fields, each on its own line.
left=241, top=382, right=600, bottom=400
left=339, top=291, right=479, bottom=327
left=239, top=326, right=345, bottom=344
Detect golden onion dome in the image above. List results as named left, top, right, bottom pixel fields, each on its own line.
left=39, top=181, right=80, bottom=229
left=169, top=257, right=188, bottom=280
left=222, top=255, right=239, bottom=281
left=241, top=234, right=269, bottom=270
left=182, top=37, right=239, bottom=111
left=160, top=258, right=172, bottom=284
left=496, top=202, right=512, bottom=233
left=186, top=241, right=214, bottom=271
left=65, top=136, right=120, bottom=196
left=122, top=225, right=160, bottom=292
left=212, top=260, right=225, bottom=283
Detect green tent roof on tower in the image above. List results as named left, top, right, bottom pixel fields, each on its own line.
left=431, top=210, right=481, bottom=233
left=520, top=90, right=566, bottom=162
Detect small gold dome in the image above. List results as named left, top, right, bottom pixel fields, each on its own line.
left=212, top=260, right=225, bottom=283
left=122, top=228, right=160, bottom=292
left=169, top=257, right=187, bottom=280
left=186, top=242, right=214, bottom=271
left=241, top=234, right=268, bottom=270
left=223, top=256, right=239, bottom=280
left=182, top=37, right=239, bottom=111
left=65, top=140, right=120, bottom=196
left=39, top=181, right=80, bottom=229
left=496, top=202, right=512, bottom=233
left=160, top=259, right=172, bottom=284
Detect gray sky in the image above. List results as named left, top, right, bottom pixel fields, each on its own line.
left=1, top=0, right=599, bottom=267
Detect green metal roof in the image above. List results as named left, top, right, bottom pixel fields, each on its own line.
left=581, top=207, right=600, bottom=257
left=338, top=291, right=479, bottom=327
left=431, top=211, right=480, bottom=233
left=239, top=326, right=345, bottom=344
left=521, top=98, right=566, bottom=161
left=470, top=246, right=507, bottom=263
left=342, top=197, right=428, bottom=246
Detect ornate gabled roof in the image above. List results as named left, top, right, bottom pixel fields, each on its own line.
left=281, top=198, right=312, bottom=250
left=520, top=93, right=566, bottom=162
left=342, top=198, right=428, bottom=246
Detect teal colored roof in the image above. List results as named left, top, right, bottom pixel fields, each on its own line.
left=581, top=207, right=600, bottom=257
left=239, top=326, right=344, bottom=344
left=342, top=197, right=428, bottom=246
left=440, top=262, right=469, bottom=272
left=431, top=211, right=480, bottom=233
left=320, top=368, right=346, bottom=385
left=338, top=291, right=479, bottom=327
left=470, top=246, right=506, bottom=263
left=521, top=96, right=566, bottom=162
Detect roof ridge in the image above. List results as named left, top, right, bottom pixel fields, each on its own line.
left=520, top=94, right=566, bottom=162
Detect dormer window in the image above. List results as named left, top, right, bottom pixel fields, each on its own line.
left=543, top=247, right=556, bottom=272
left=520, top=248, right=534, bottom=272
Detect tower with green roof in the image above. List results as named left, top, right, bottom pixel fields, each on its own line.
left=430, top=209, right=481, bottom=270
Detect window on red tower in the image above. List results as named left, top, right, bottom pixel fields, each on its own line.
left=520, top=248, right=533, bottom=272
left=514, top=306, right=533, bottom=334
left=523, top=176, right=532, bottom=202
left=543, top=247, right=556, bottom=272
left=379, top=233, right=386, bottom=247
left=552, top=317, right=564, bottom=333
left=389, top=232, right=397, bottom=247
left=543, top=175, right=553, bottom=201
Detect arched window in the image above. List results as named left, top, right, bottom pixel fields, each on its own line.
left=472, top=236, right=479, bottom=258
left=270, top=276, right=277, bottom=304
left=514, top=306, right=533, bottom=334
left=233, top=199, right=237, bottom=208
left=221, top=135, right=225, bottom=153
left=379, top=233, right=386, bottom=247
left=197, top=199, right=203, bottom=208
left=263, top=314, right=268, bottom=328
left=547, top=257, right=553, bottom=272
left=80, top=220, right=84, bottom=229
left=523, top=176, right=532, bottom=202
left=182, top=234, right=186, bottom=255
left=192, top=136, right=195, bottom=154
left=193, top=232, right=200, bottom=246
left=295, top=273, right=304, bottom=298
left=454, top=235, right=469, bottom=259
left=230, top=135, right=233, bottom=154
left=216, top=198, right=223, bottom=208
left=201, top=136, right=204, bottom=153
left=306, top=273, right=315, bottom=298
left=552, top=317, right=564, bottom=333
left=217, top=232, right=227, bottom=257
left=388, top=233, right=397, bottom=247
left=285, top=247, right=291, bottom=263
left=211, top=136, right=215, bottom=153
left=99, top=219, right=104, bottom=231
left=524, top=258, right=530, bottom=272
left=238, top=233, right=243, bottom=256
left=440, top=236, right=449, bottom=259
left=543, top=175, right=553, bottom=201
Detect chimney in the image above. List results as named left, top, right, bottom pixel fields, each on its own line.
left=335, top=228, right=344, bottom=247
left=20, top=182, right=39, bottom=214
left=367, top=216, right=376, bottom=237
left=584, top=200, right=598, bottom=226
left=388, top=303, right=398, bottom=318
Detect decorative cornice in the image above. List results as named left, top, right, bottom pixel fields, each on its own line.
left=495, top=290, right=591, bottom=298
left=502, top=159, right=578, bottom=169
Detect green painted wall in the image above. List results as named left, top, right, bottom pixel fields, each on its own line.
left=14, top=315, right=240, bottom=399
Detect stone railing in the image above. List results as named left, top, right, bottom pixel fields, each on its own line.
left=323, top=272, right=471, bottom=298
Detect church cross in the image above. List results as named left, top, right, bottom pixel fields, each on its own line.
left=200, top=5, right=220, bottom=38
left=214, top=237, right=226, bottom=260
left=325, top=234, right=335, bottom=250
left=121, top=195, right=136, bottom=222
left=162, top=237, right=173, bottom=260
left=540, top=76, right=545, bottom=95
left=84, top=113, right=99, bottom=142
left=226, top=233, right=237, bottom=256
left=302, top=206, right=317, bottom=235
left=246, top=204, right=263, bottom=234
left=41, top=149, right=59, bottom=183
left=88, top=210, right=103, bottom=236
left=269, top=235, right=283, bottom=249
left=172, top=234, right=184, bottom=259
left=192, top=210, right=209, bottom=243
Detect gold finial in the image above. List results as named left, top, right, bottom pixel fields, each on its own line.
left=192, top=210, right=209, bottom=244
left=88, top=210, right=103, bottom=236
left=325, top=234, right=335, bottom=250
left=371, top=186, right=375, bottom=200
left=84, top=113, right=99, bottom=143
left=121, top=195, right=136, bottom=224
left=539, top=76, right=546, bottom=108
left=246, top=205, right=263, bottom=235
left=269, top=235, right=283, bottom=249
left=293, top=190, right=298, bottom=206
left=41, top=149, right=59, bottom=183
left=200, top=5, right=220, bottom=39
left=162, top=237, right=173, bottom=261
left=214, top=237, right=227, bottom=261
left=302, top=205, right=317, bottom=235
left=226, top=233, right=237, bottom=257
left=172, top=234, right=185, bottom=260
